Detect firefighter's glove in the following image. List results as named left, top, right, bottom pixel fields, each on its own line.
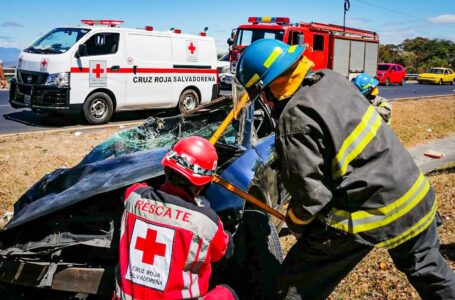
left=285, top=204, right=316, bottom=235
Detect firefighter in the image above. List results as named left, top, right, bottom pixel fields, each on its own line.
left=234, top=39, right=455, bottom=300
left=114, top=136, right=237, bottom=300
left=353, top=72, right=392, bottom=125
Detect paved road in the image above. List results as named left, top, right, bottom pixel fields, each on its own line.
left=380, top=82, right=455, bottom=100
left=0, top=90, right=172, bottom=135
left=1, top=82, right=454, bottom=135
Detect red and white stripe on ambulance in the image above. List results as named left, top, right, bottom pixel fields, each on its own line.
left=70, top=30, right=217, bottom=111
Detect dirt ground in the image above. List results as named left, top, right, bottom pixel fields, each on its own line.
left=0, top=96, right=454, bottom=298
left=391, top=96, right=455, bottom=147
left=280, top=162, right=455, bottom=299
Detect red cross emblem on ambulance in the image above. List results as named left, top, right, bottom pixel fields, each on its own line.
left=92, top=63, right=105, bottom=78
left=186, top=40, right=198, bottom=62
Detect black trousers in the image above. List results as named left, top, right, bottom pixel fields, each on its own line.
left=276, top=220, right=455, bottom=300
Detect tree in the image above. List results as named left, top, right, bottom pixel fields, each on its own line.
left=378, top=37, right=455, bottom=73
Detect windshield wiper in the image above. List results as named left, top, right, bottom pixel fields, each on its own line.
left=41, top=48, right=62, bottom=54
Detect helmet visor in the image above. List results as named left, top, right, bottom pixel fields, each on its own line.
left=232, top=77, right=250, bottom=120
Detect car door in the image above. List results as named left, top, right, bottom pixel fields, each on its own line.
left=389, top=65, right=398, bottom=83
left=71, top=31, right=126, bottom=108
left=443, top=69, right=449, bottom=83
left=449, top=69, right=455, bottom=83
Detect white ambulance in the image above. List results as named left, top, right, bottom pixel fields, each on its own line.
left=10, top=20, right=219, bottom=124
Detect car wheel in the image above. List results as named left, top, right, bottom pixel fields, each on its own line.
left=211, top=210, right=283, bottom=299
left=438, top=79, right=443, bottom=85
left=452, top=79, right=455, bottom=85
left=399, top=78, right=405, bottom=86
left=83, top=92, right=113, bottom=125
left=385, top=78, right=390, bottom=86
left=178, top=89, right=199, bottom=114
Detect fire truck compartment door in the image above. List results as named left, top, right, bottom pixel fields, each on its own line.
left=364, top=43, right=378, bottom=75
left=332, top=38, right=350, bottom=77
left=349, top=41, right=365, bottom=73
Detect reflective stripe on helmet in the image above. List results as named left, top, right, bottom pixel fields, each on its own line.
left=288, top=45, right=297, bottom=53
left=167, top=149, right=216, bottom=176
left=245, top=73, right=260, bottom=88
left=263, top=47, right=283, bottom=68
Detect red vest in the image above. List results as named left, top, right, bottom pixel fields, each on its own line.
left=115, top=183, right=230, bottom=299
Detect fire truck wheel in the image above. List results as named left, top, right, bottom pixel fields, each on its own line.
left=83, top=92, right=114, bottom=125
left=178, top=89, right=200, bottom=113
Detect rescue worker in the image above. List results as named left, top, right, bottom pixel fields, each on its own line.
left=114, top=136, right=237, bottom=300
left=353, top=72, right=392, bottom=125
left=234, top=39, right=455, bottom=300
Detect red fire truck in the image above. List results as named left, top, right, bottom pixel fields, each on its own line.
left=228, top=17, right=380, bottom=79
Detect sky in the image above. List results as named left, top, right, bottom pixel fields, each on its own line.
left=1, top=0, right=454, bottom=53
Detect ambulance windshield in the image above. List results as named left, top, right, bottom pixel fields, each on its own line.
left=26, top=28, right=90, bottom=54
left=235, top=29, right=285, bottom=47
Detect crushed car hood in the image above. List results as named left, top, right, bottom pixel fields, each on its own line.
left=6, top=148, right=168, bottom=230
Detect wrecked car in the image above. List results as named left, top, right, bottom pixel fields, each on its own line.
left=0, top=96, right=289, bottom=299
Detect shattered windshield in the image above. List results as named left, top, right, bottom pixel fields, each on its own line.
left=26, top=28, right=90, bottom=54
left=80, top=100, right=241, bottom=165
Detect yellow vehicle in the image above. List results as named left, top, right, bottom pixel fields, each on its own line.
left=417, top=67, right=455, bottom=85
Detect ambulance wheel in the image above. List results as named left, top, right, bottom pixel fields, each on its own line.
left=83, top=92, right=113, bottom=125
left=178, top=89, right=199, bottom=113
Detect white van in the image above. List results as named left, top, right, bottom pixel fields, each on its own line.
left=10, top=20, right=219, bottom=124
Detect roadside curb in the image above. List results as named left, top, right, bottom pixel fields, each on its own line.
left=0, top=121, right=143, bottom=138
left=393, top=94, right=454, bottom=101
left=409, top=135, right=455, bottom=174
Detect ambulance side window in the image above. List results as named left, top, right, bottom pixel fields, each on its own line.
left=84, top=33, right=120, bottom=56
left=313, top=34, right=324, bottom=51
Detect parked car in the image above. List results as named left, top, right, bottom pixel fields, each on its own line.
left=376, top=63, right=406, bottom=86
left=417, top=67, right=455, bottom=85
left=0, top=96, right=287, bottom=299
left=217, top=52, right=233, bottom=89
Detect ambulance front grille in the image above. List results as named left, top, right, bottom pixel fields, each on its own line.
left=18, top=70, right=48, bottom=85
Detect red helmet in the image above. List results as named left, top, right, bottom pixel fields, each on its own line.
left=161, top=136, right=218, bottom=186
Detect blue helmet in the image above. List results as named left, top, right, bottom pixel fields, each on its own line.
left=235, top=39, right=305, bottom=89
left=353, top=73, right=379, bottom=94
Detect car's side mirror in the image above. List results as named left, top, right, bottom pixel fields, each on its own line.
left=227, top=38, right=234, bottom=46
left=76, top=44, right=88, bottom=58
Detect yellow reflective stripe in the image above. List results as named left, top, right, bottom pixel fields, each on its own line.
left=376, top=199, right=437, bottom=248
left=245, top=73, right=260, bottom=88
left=332, top=106, right=381, bottom=178
left=288, top=45, right=297, bottom=53
left=288, top=209, right=316, bottom=225
left=328, top=173, right=431, bottom=234
left=263, top=47, right=283, bottom=68
left=329, top=175, right=430, bottom=233
left=335, top=173, right=425, bottom=220
left=332, top=106, right=376, bottom=177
